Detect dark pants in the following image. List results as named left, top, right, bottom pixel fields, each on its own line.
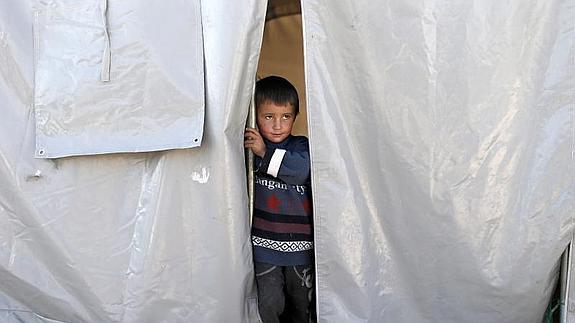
left=254, top=262, right=315, bottom=323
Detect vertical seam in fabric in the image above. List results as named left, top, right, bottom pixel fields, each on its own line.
left=33, top=11, right=41, bottom=157
left=100, top=0, right=111, bottom=82
left=300, top=1, right=323, bottom=320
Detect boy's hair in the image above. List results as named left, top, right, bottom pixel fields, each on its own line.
left=255, top=76, right=299, bottom=115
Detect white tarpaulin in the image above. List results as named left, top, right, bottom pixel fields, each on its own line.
left=303, top=0, right=574, bottom=322
left=1, top=0, right=574, bottom=322
left=33, top=0, right=204, bottom=158
left=1, top=0, right=265, bottom=322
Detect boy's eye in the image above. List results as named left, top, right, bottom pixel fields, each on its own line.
left=264, top=116, right=273, bottom=120
left=282, top=114, right=292, bottom=120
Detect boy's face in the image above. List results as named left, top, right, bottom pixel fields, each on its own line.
left=257, top=101, right=296, bottom=143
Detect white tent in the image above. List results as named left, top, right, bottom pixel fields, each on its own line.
left=0, top=0, right=574, bottom=322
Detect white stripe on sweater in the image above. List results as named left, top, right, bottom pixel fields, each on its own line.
left=267, top=149, right=286, bottom=178
left=252, top=236, right=313, bottom=252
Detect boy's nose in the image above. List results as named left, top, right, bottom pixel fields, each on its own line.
left=273, top=119, right=281, bottom=129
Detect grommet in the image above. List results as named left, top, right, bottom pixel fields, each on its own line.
left=38, top=149, right=45, bottom=156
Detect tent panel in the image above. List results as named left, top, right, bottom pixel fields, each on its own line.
left=303, top=0, right=575, bottom=322
left=0, top=0, right=266, bottom=322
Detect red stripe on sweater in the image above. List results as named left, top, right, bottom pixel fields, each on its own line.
left=253, top=217, right=312, bottom=235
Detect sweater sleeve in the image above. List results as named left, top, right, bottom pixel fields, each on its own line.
left=258, top=137, right=310, bottom=185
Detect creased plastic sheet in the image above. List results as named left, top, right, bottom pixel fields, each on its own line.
left=33, top=0, right=204, bottom=158
left=568, top=232, right=575, bottom=322
left=0, top=0, right=265, bottom=322
left=303, top=0, right=574, bottom=322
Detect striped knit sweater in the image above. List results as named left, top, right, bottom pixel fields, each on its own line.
left=252, top=135, right=314, bottom=266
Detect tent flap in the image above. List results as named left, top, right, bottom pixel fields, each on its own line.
left=0, top=0, right=266, bottom=322
left=303, top=0, right=575, bottom=322
left=33, top=0, right=205, bottom=158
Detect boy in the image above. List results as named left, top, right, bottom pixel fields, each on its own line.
left=244, top=76, right=314, bottom=323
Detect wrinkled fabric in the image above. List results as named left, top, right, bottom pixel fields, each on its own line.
left=0, top=0, right=265, bottom=322
left=302, top=0, right=575, bottom=322
left=33, top=0, right=204, bottom=158
left=1, top=0, right=574, bottom=322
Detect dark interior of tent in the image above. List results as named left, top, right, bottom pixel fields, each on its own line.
left=258, top=0, right=307, bottom=137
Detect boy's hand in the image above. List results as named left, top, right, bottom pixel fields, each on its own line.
left=244, top=128, right=266, bottom=157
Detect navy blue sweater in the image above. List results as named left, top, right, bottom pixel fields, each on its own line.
left=252, top=135, right=314, bottom=266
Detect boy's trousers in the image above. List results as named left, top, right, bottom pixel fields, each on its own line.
left=254, top=262, right=315, bottom=323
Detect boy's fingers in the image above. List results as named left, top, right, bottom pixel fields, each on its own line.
left=245, top=128, right=260, bottom=136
